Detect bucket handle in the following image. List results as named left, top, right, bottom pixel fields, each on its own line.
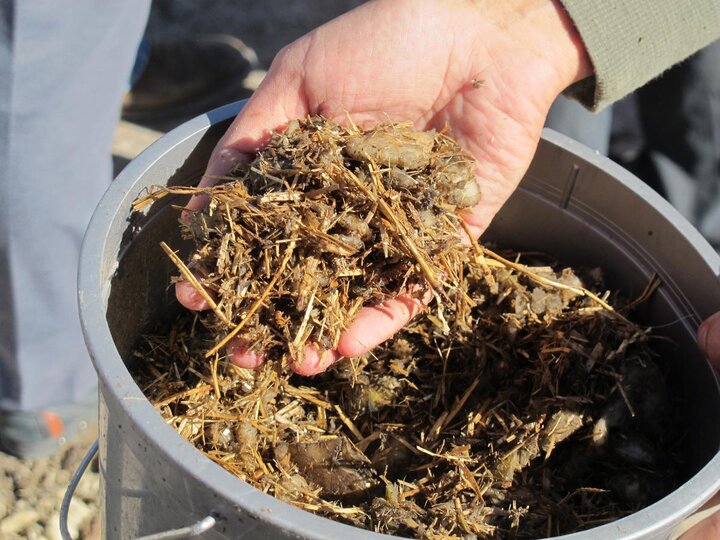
left=133, top=515, right=217, bottom=540
left=60, top=439, right=99, bottom=540
left=60, top=440, right=217, bottom=540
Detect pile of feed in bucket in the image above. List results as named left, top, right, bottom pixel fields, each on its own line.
left=132, top=117, right=681, bottom=538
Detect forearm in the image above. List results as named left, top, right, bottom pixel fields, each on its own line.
left=558, top=0, right=720, bottom=110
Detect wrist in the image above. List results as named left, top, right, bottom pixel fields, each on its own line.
left=474, top=0, right=593, bottom=94
left=543, top=0, right=593, bottom=86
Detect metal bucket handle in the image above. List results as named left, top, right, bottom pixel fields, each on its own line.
left=59, top=440, right=217, bottom=540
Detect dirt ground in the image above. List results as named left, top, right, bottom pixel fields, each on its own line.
left=0, top=2, right=363, bottom=539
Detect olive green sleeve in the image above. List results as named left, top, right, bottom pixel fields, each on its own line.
left=558, top=0, right=720, bottom=110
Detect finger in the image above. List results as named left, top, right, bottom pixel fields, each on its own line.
left=458, top=204, right=489, bottom=240
left=175, top=279, right=215, bottom=311
left=227, top=338, right=266, bottom=369
left=183, top=145, right=247, bottom=215
left=228, top=339, right=340, bottom=375
left=290, top=344, right=341, bottom=376
left=337, top=292, right=429, bottom=358
left=698, top=311, right=720, bottom=371
left=210, top=291, right=430, bottom=373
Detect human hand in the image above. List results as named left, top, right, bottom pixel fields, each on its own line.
left=698, top=311, right=720, bottom=371
left=176, top=0, right=592, bottom=374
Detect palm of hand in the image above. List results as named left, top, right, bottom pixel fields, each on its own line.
left=179, top=0, right=586, bottom=373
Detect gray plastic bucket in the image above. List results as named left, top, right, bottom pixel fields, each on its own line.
left=79, top=101, right=720, bottom=539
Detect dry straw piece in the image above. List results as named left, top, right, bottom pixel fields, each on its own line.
left=132, top=117, right=681, bottom=539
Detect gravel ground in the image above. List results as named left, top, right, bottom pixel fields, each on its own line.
left=0, top=431, right=100, bottom=540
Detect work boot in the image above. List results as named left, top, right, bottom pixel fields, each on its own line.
left=122, top=34, right=260, bottom=124
left=0, top=393, right=98, bottom=459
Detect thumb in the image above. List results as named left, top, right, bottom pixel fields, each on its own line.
left=185, top=44, right=310, bottom=212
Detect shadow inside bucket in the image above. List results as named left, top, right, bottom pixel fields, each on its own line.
left=107, top=118, right=231, bottom=363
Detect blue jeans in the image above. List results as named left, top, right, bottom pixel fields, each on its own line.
left=0, top=0, right=150, bottom=411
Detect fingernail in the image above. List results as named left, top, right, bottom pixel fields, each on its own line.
left=175, top=279, right=212, bottom=311
left=291, top=345, right=340, bottom=376
left=227, top=339, right=265, bottom=369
